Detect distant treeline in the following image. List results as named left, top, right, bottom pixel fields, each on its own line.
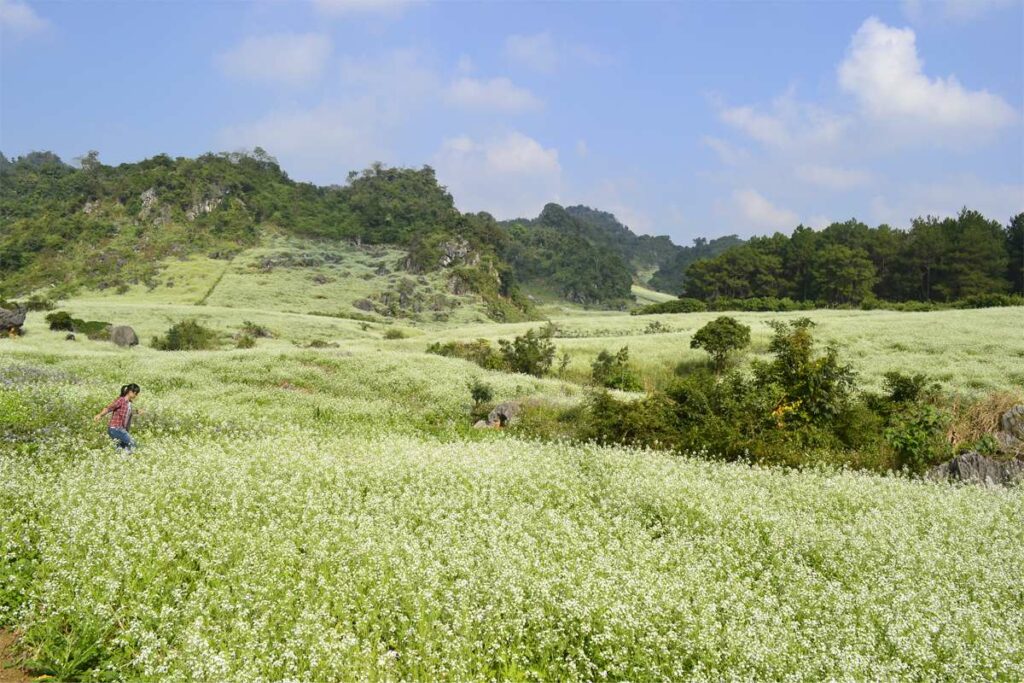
left=673, top=212, right=1024, bottom=305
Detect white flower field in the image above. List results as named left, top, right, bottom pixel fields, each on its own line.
left=2, top=304, right=1023, bottom=680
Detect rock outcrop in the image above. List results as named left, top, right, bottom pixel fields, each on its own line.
left=928, top=451, right=1024, bottom=487
left=0, top=304, right=26, bottom=336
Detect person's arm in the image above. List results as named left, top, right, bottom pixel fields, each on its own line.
left=93, top=398, right=120, bottom=422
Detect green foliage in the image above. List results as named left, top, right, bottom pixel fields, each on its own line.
left=885, top=404, right=949, bottom=473
left=647, top=234, right=745, bottom=294
left=240, top=320, right=272, bottom=338
left=503, top=204, right=634, bottom=306
left=690, top=316, right=751, bottom=374
left=591, top=346, right=643, bottom=391
left=753, top=319, right=855, bottom=424
left=498, top=328, right=556, bottom=377
left=383, top=328, right=407, bottom=340
left=235, top=334, right=256, bottom=349
left=631, top=297, right=707, bottom=315
left=45, top=311, right=74, bottom=331
left=681, top=211, right=1018, bottom=306
left=44, top=311, right=110, bottom=339
left=152, top=320, right=220, bottom=351
left=467, top=377, right=493, bottom=407
left=426, top=339, right=504, bottom=370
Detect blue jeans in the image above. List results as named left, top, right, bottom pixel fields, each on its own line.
left=108, top=427, right=136, bottom=450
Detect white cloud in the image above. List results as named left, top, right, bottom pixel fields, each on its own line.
left=731, top=189, right=800, bottom=231
left=218, top=33, right=331, bottom=87
left=870, top=176, right=1024, bottom=227
left=444, top=77, right=543, bottom=112
left=433, top=132, right=561, bottom=218
left=505, top=32, right=560, bottom=73
left=838, top=17, right=1017, bottom=137
left=340, top=48, right=439, bottom=100
left=219, top=49, right=439, bottom=183
left=0, top=0, right=48, bottom=35
left=717, top=91, right=851, bottom=151
left=702, top=136, right=751, bottom=166
left=504, top=31, right=611, bottom=72
left=795, top=164, right=873, bottom=190
left=575, top=140, right=589, bottom=158
left=220, top=100, right=391, bottom=182
left=312, top=0, right=408, bottom=17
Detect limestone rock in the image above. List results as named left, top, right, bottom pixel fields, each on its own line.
left=487, top=401, right=522, bottom=428
left=995, top=405, right=1024, bottom=455
left=0, top=304, right=26, bottom=335
left=110, top=325, right=139, bottom=347
left=927, top=451, right=1024, bottom=487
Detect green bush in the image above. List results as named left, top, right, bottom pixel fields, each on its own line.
left=427, top=339, right=505, bottom=370
left=690, top=316, right=751, bottom=374
left=45, top=311, right=111, bottom=339
left=498, top=328, right=555, bottom=377
left=383, top=328, right=407, bottom=340
left=46, top=311, right=75, bottom=331
left=235, top=333, right=256, bottom=349
left=885, top=404, right=949, bottom=473
left=240, top=320, right=272, bottom=338
left=591, top=346, right=643, bottom=391
left=152, top=320, right=219, bottom=351
left=468, top=378, right=493, bottom=406
left=753, top=318, right=855, bottom=425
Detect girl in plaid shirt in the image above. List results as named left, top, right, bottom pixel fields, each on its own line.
left=94, top=383, right=143, bottom=451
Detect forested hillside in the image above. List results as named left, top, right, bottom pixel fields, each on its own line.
left=0, top=150, right=679, bottom=312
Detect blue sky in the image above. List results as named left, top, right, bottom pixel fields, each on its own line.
left=2, top=0, right=1021, bottom=243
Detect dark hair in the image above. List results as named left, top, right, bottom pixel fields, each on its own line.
left=120, top=383, right=141, bottom=397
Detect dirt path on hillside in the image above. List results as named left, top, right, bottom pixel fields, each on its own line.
left=0, top=630, right=30, bottom=683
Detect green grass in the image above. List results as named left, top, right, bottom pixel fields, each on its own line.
left=2, top=272, right=1023, bottom=680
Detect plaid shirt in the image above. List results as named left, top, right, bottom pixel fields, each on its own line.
left=106, top=396, right=132, bottom=430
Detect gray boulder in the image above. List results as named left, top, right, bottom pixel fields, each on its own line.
left=0, top=304, right=26, bottom=336
left=110, top=325, right=139, bottom=347
left=487, top=401, right=522, bottom=428
left=927, top=451, right=1024, bottom=487
left=995, top=405, right=1024, bottom=454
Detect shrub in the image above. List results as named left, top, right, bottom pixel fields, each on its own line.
left=152, top=320, right=219, bottom=351
left=46, top=311, right=75, bottom=331
left=690, top=316, right=751, bottom=374
left=467, top=378, right=493, bottom=407
left=427, top=339, right=505, bottom=370
left=383, top=328, right=407, bottom=340
left=235, top=334, right=256, bottom=349
left=753, top=318, right=855, bottom=424
left=885, top=404, right=949, bottom=473
left=240, top=320, right=273, bottom=338
left=45, top=311, right=111, bottom=339
left=499, top=328, right=556, bottom=377
left=591, top=347, right=643, bottom=391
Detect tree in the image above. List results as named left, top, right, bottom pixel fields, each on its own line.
left=1007, top=213, right=1024, bottom=296
left=690, top=316, right=751, bottom=374
left=810, top=244, right=876, bottom=304
left=943, top=209, right=1008, bottom=298
left=498, top=328, right=556, bottom=377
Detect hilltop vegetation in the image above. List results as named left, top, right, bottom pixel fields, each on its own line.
left=0, top=150, right=663, bottom=313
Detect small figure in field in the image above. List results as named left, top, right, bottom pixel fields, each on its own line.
left=94, top=383, right=143, bottom=451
